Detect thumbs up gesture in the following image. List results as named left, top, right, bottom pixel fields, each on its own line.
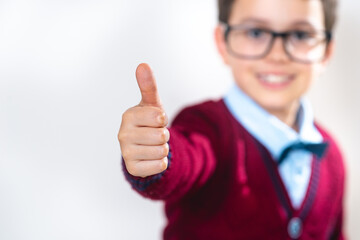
left=118, top=63, right=170, bottom=178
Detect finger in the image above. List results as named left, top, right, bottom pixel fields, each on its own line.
left=126, top=158, right=168, bottom=178
left=123, top=144, right=169, bottom=161
left=125, top=106, right=168, bottom=128
left=136, top=63, right=162, bottom=108
left=126, top=127, right=170, bottom=145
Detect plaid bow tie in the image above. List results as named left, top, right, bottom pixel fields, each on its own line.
left=277, top=141, right=329, bottom=165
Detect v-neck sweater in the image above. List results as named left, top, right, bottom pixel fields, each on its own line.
left=223, top=85, right=323, bottom=209
left=123, top=99, right=346, bottom=240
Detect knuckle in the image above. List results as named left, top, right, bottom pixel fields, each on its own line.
left=164, top=128, right=170, bottom=141
left=117, top=130, right=125, bottom=142
left=126, top=163, right=138, bottom=177
left=155, top=110, right=168, bottom=126
left=159, top=144, right=169, bottom=158
left=117, top=131, right=122, bottom=142
left=163, top=113, right=169, bottom=126
left=121, top=110, right=131, bottom=123
left=121, top=148, right=133, bottom=161
left=118, top=130, right=131, bottom=145
left=157, top=111, right=166, bottom=125
left=158, top=128, right=169, bottom=143
left=122, top=107, right=138, bottom=123
left=159, top=157, right=168, bottom=171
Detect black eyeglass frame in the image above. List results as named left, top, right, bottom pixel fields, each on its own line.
left=223, top=23, right=332, bottom=64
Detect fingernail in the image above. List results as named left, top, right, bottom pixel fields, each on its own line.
left=157, top=112, right=166, bottom=124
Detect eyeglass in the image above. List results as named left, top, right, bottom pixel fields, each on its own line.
left=223, top=23, right=332, bottom=64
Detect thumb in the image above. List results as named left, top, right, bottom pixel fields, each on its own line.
left=136, top=63, right=162, bottom=108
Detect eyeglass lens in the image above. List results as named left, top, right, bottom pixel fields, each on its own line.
left=226, top=27, right=328, bottom=63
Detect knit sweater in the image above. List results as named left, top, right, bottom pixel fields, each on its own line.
left=123, top=99, right=346, bottom=240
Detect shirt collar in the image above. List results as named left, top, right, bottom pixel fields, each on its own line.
left=223, top=84, right=323, bottom=160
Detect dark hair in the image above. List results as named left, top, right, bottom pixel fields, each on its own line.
left=218, top=0, right=338, bottom=32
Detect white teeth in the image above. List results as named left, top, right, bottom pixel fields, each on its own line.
left=260, top=74, right=290, bottom=84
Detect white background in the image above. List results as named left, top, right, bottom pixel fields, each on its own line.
left=0, top=0, right=359, bottom=239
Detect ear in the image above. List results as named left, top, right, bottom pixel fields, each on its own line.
left=321, top=39, right=335, bottom=66
left=214, top=25, right=230, bottom=65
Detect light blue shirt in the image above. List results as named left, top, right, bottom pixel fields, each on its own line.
left=224, top=84, right=323, bottom=209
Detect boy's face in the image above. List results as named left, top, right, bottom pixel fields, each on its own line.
left=216, top=0, right=334, bottom=114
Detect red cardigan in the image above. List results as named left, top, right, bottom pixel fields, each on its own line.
left=123, top=99, right=346, bottom=240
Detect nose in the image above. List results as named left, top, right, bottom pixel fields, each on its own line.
left=265, top=36, right=290, bottom=63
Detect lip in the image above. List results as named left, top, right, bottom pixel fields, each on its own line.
left=256, top=73, right=296, bottom=90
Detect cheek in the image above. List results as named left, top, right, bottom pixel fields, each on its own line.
left=298, top=64, right=324, bottom=87
left=312, top=63, right=326, bottom=79
left=230, top=59, right=256, bottom=82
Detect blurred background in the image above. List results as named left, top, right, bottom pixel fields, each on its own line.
left=0, top=0, right=359, bottom=239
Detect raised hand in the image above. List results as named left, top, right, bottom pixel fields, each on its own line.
left=118, top=63, right=170, bottom=178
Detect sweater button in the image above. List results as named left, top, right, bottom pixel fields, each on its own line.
left=288, top=217, right=302, bottom=239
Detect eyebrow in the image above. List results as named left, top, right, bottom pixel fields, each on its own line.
left=237, top=18, right=319, bottom=30
left=290, top=20, right=318, bottom=29
left=238, top=18, right=268, bottom=25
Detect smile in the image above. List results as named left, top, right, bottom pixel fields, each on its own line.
left=257, top=73, right=295, bottom=88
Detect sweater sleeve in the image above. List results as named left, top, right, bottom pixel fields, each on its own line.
left=122, top=102, right=220, bottom=201
left=316, top=123, right=347, bottom=240
left=330, top=207, right=345, bottom=240
left=330, top=171, right=347, bottom=240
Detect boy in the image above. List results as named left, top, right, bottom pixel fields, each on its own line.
left=118, top=0, right=346, bottom=239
